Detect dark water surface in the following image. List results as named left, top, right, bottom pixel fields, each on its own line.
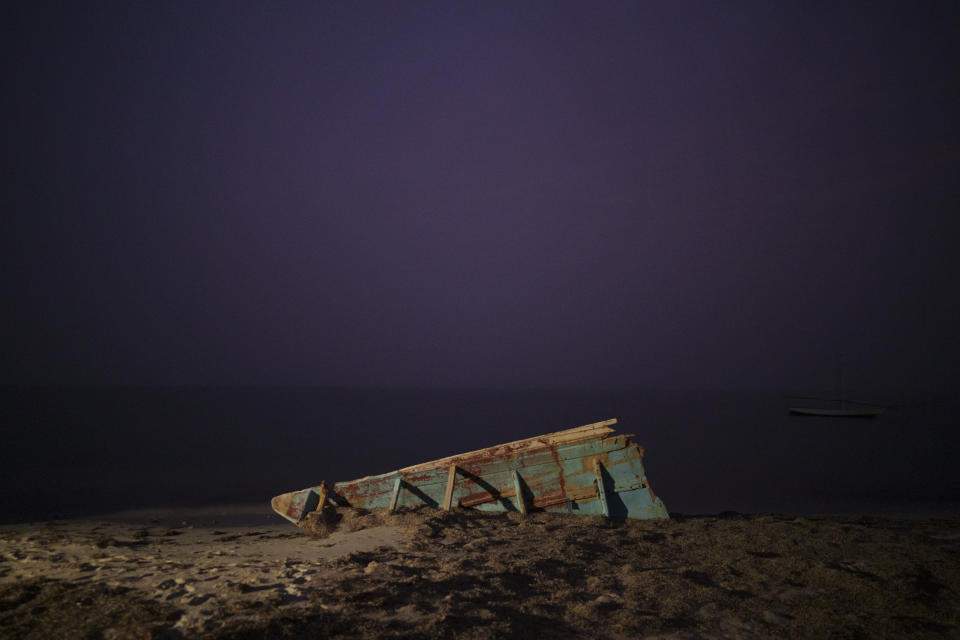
left=2, top=387, right=957, bottom=523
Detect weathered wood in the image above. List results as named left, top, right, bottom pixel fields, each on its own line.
left=442, top=464, right=457, bottom=511
left=315, top=482, right=328, bottom=512
left=594, top=460, right=609, bottom=518
left=459, top=486, right=516, bottom=508
left=565, top=485, right=599, bottom=502
left=388, top=477, right=402, bottom=512
left=341, top=433, right=632, bottom=496
left=271, top=419, right=670, bottom=526
left=512, top=469, right=527, bottom=515
left=532, top=489, right=576, bottom=509
left=448, top=466, right=598, bottom=509
left=400, top=419, right=618, bottom=475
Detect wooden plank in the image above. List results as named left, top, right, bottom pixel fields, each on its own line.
left=459, top=483, right=588, bottom=510
left=567, top=485, right=599, bottom=502
left=594, top=460, right=609, bottom=518
left=388, top=477, right=402, bottom=512
left=532, top=489, right=573, bottom=509
left=430, top=485, right=574, bottom=511
left=459, top=486, right=516, bottom=508
left=315, top=482, right=328, bottom=512
left=400, top=419, right=618, bottom=474
left=333, top=439, right=624, bottom=512
left=442, top=464, right=457, bottom=510
left=337, top=426, right=629, bottom=493
left=513, top=469, right=527, bottom=515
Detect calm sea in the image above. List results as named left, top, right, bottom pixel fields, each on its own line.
left=2, top=387, right=957, bottom=523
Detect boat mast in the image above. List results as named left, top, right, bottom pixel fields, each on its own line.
left=837, top=353, right=845, bottom=410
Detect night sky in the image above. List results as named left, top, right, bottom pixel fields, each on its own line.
left=4, top=2, right=959, bottom=391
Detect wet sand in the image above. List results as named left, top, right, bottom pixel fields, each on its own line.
left=1, top=505, right=958, bottom=639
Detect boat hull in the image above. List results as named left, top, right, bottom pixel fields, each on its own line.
left=272, top=419, right=669, bottom=528
left=789, top=407, right=885, bottom=418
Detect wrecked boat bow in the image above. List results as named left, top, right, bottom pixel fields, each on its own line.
left=271, top=419, right=669, bottom=528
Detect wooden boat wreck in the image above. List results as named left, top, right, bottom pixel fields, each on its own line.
left=271, top=419, right=669, bottom=529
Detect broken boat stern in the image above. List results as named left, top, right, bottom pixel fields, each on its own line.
left=271, top=485, right=324, bottom=524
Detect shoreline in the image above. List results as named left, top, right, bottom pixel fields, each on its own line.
left=2, top=506, right=959, bottom=638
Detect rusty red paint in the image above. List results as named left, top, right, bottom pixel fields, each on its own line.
left=531, top=489, right=567, bottom=509
left=549, top=445, right=567, bottom=504
left=338, top=484, right=364, bottom=501
left=458, top=489, right=508, bottom=506
left=273, top=419, right=669, bottom=524
left=459, top=490, right=488, bottom=504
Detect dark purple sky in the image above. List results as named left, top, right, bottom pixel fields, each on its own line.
left=3, top=2, right=959, bottom=390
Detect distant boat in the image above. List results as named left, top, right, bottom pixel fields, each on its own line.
left=788, top=355, right=886, bottom=418
left=788, top=405, right=885, bottom=418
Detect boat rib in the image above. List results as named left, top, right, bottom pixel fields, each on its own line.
left=271, top=418, right=669, bottom=527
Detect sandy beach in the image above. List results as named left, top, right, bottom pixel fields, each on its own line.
left=1, top=505, right=958, bottom=639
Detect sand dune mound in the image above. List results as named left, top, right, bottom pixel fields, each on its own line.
left=2, top=508, right=959, bottom=638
